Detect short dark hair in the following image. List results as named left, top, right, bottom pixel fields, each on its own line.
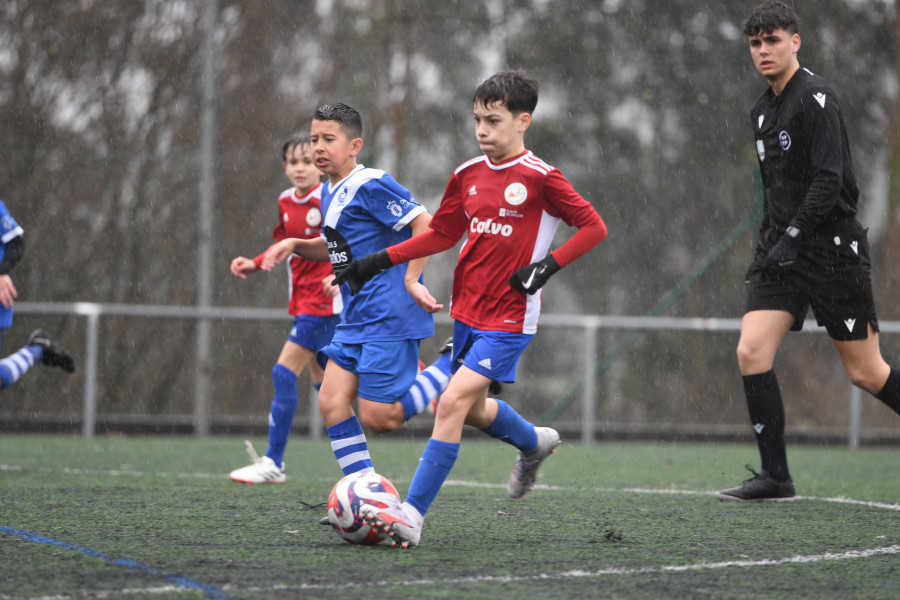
left=313, top=103, right=363, bottom=139
left=743, top=1, right=799, bottom=37
left=473, top=70, right=538, bottom=116
left=281, top=132, right=310, bottom=162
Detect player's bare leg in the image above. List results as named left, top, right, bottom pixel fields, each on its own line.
left=833, top=324, right=891, bottom=394
left=718, top=310, right=796, bottom=501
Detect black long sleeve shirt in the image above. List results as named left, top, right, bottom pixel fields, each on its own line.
left=751, top=66, right=860, bottom=240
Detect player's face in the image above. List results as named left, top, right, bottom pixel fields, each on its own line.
left=473, top=101, right=530, bottom=163
left=283, top=143, right=321, bottom=195
left=310, top=119, right=362, bottom=183
left=748, top=28, right=800, bottom=88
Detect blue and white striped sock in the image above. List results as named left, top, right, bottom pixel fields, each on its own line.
left=326, top=416, right=373, bottom=475
left=0, top=346, right=41, bottom=389
left=399, top=353, right=451, bottom=420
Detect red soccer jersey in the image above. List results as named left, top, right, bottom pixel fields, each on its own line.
left=429, top=150, right=602, bottom=334
left=254, top=185, right=341, bottom=317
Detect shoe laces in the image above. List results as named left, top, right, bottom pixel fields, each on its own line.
left=244, top=440, right=262, bottom=464
left=741, top=464, right=764, bottom=482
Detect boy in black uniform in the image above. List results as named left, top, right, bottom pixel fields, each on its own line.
left=717, top=1, right=900, bottom=501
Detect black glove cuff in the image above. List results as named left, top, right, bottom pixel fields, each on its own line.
left=542, top=254, right=561, bottom=274
left=372, top=249, right=394, bottom=270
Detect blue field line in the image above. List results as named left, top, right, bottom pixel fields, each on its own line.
left=0, top=526, right=230, bottom=600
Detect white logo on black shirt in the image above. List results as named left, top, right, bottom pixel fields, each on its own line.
left=779, top=131, right=791, bottom=150
left=813, top=92, right=827, bottom=108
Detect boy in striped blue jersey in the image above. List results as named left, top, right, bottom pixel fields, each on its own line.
left=0, top=199, right=75, bottom=388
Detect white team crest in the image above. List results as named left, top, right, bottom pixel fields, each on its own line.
left=779, top=130, right=791, bottom=150
left=813, top=92, right=827, bottom=108
left=386, top=200, right=403, bottom=217
left=504, top=182, right=528, bottom=206
left=306, top=207, right=322, bottom=227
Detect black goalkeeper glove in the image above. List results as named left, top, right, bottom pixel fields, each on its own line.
left=762, top=226, right=801, bottom=274
left=509, top=255, right=561, bottom=295
left=332, top=249, right=393, bottom=295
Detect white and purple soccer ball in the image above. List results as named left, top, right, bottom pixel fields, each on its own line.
left=327, top=471, right=401, bottom=545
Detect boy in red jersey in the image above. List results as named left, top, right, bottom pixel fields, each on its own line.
left=228, top=133, right=342, bottom=484
left=335, top=71, right=608, bottom=547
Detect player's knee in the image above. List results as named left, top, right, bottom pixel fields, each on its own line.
left=358, top=406, right=402, bottom=433
left=735, top=342, right=756, bottom=372
left=845, top=366, right=879, bottom=394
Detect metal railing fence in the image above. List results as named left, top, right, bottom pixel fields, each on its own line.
left=10, top=301, right=899, bottom=447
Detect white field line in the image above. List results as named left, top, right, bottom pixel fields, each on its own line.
left=4, top=464, right=899, bottom=599
left=3, top=464, right=899, bottom=512
left=0, top=586, right=192, bottom=600
left=234, top=545, right=900, bottom=593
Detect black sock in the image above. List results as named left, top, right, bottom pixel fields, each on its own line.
left=874, top=368, right=900, bottom=416
left=743, top=370, right=790, bottom=482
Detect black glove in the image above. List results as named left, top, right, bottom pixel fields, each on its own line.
left=332, top=249, right=393, bottom=295
left=509, top=255, right=561, bottom=295
left=762, top=227, right=801, bottom=274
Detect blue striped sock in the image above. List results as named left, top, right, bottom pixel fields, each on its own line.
left=399, top=353, right=451, bottom=420
left=0, top=346, right=41, bottom=389
left=405, top=438, right=460, bottom=517
left=326, top=416, right=373, bottom=475
left=265, top=364, right=298, bottom=467
left=479, top=400, right=537, bottom=452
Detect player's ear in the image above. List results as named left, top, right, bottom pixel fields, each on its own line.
left=791, top=33, right=801, bottom=53
left=349, top=137, right=363, bottom=157
left=516, top=111, right=532, bottom=133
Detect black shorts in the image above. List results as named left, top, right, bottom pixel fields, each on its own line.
left=744, top=222, right=879, bottom=341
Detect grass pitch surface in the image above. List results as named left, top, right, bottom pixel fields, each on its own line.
left=1, top=434, right=899, bottom=599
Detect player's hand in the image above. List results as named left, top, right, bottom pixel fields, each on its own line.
left=322, top=274, right=339, bottom=297
left=332, top=250, right=393, bottom=295
left=230, top=256, right=257, bottom=280
left=405, top=281, right=444, bottom=314
left=0, top=274, right=17, bottom=309
left=509, top=255, right=561, bottom=295
left=763, top=230, right=801, bottom=274
left=260, top=239, right=297, bottom=271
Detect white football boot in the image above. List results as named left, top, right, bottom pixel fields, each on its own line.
left=360, top=501, right=423, bottom=548
left=229, top=440, right=285, bottom=484
left=506, top=427, right=561, bottom=498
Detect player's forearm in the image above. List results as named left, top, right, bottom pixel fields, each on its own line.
left=551, top=218, right=608, bottom=268
left=387, top=228, right=458, bottom=265
left=789, top=171, right=841, bottom=236
left=289, top=237, right=330, bottom=262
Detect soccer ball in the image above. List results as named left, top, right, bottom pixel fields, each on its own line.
left=327, top=471, right=401, bottom=544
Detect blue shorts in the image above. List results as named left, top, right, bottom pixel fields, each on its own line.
left=322, top=339, right=420, bottom=403
left=288, top=314, right=340, bottom=352
left=449, top=321, right=533, bottom=383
